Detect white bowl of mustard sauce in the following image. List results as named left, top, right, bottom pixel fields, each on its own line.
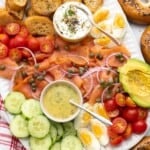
left=40, top=80, right=83, bottom=122
left=53, top=2, right=92, bottom=42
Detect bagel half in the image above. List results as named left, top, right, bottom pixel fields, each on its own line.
left=141, top=26, right=150, bottom=64
left=118, top=0, right=150, bottom=24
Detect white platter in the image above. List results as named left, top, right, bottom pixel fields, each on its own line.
left=0, top=0, right=149, bottom=150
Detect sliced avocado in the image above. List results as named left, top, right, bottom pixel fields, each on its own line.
left=118, top=58, right=150, bottom=108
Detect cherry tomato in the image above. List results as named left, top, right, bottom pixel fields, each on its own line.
left=5, top=23, right=20, bottom=36
left=107, top=109, right=120, bottom=118
left=107, top=126, right=118, bottom=139
left=110, top=135, right=123, bottom=145
left=125, top=96, right=136, bottom=108
left=115, top=93, right=126, bottom=107
left=0, top=26, right=4, bottom=33
left=122, top=123, right=132, bottom=139
left=22, top=50, right=31, bottom=58
left=27, top=36, right=40, bottom=51
left=112, top=117, right=127, bottom=134
left=104, top=99, right=117, bottom=111
left=132, top=120, right=147, bottom=134
left=137, top=108, right=148, bottom=120
left=0, top=34, right=9, bottom=45
left=40, top=41, right=54, bottom=53
left=14, top=35, right=27, bottom=47
left=122, top=107, right=138, bottom=122
left=18, top=26, right=29, bottom=37
left=9, top=48, right=22, bottom=62
left=0, top=42, right=8, bottom=58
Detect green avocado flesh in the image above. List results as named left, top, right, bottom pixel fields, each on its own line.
left=118, top=58, right=150, bottom=108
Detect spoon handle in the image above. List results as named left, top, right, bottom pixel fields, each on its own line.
left=70, top=100, right=112, bottom=126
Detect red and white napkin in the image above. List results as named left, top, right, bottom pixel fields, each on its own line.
left=0, top=95, right=26, bottom=150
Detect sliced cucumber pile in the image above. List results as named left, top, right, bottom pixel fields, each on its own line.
left=4, top=91, right=83, bottom=150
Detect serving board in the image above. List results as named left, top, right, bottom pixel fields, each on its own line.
left=0, top=0, right=149, bottom=150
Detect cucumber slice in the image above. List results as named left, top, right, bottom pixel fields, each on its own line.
left=21, top=99, right=42, bottom=119
left=10, top=115, right=29, bottom=138
left=28, top=115, right=50, bottom=138
left=4, top=91, right=26, bottom=114
left=61, top=135, right=83, bottom=150
left=30, top=134, right=52, bottom=150
left=63, top=122, right=77, bottom=137
left=49, top=124, right=57, bottom=144
left=52, top=122, right=63, bottom=141
left=50, top=142, right=61, bottom=150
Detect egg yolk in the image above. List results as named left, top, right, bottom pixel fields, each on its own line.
left=91, top=124, right=103, bottom=138
left=96, top=104, right=109, bottom=119
left=113, top=13, right=125, bottom=28
left=93, top=8, right=109, bottom=23
left=82, top=112, right=92, bottom=123
left=79, top=132, right=92, bottom=145
left=94, top=36, right=111, bottom=46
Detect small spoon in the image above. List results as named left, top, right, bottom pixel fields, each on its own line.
left=70, top=100, right=112, bottom=126
left=76, top=5, right=120, bottom=46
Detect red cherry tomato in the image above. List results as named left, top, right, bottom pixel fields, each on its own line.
left=110, top=135, right=123, bottom=146
left=27, top=37, right=40, bottom=51
left=9, top=35, right=27, bottom=48
left=115, top=93, right=126, bottom=107
left=122, top=107, right=138, bottom=122
left=132, top=120, right=147, bottom=134
left=5, top=23, right=20, bottom=36
left=0, top=26, right=4, bottom=33
left=9, top=48, right=22, bottom=62
left=18, top=26, right=29, bottom=37
left=0, top=34, right=9, bottom=45
left=137, top=108, right=148, bottom=120
left=122, top=123, right=132, bottom=139
left=0, top=42, right=8, bottom=58
left=112, top=117, right=127, bottom=134
left=104, top=99, right=117, bottom=111
left=107, top=126, right=118, bottom=139
left=40, top=41, right=54, bottom=53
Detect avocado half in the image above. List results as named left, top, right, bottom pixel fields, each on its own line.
left=118, top=58, right=150, bottom=108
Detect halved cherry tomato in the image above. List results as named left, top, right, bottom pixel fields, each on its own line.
left=104, top=99, right=117, bottom=111
left=122, top=123, right=132, bottom=139
left=125, top=96, right=136, bottom=107
left=137, top=108, right=148, bottom=120
left=18, top=26, right=29, bottom=37
left=107, top=109, right=120, bottom=118
left=107, top=126, right=118, bottom=139
left=110, top=135, right=123, bottom=145
left=0, top=42, right=8, bottom=58
left=22, top=49, right=31, bottom=58
left=5, top=23, right=20, bottom=36
left=9, top=48, right=22, bottom=62
left=122, top=107, right=138, bottom=122
left=0, top=34, right=9, bottom=45
left=112, top=117, right=127, bottom=134
left=115, top=93, right=126, bottom=107
left=40, top=41, right=54, bottom=53
left=27, top=36, right=40, bottom=51
left=132, top=120, right=147, bottom=134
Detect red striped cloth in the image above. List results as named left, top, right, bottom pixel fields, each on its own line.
left=0, top=95, right=26, bottom=150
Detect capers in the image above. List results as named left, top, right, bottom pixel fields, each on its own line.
left=0, top=65, right=6, bottom=70
left=79, top=67, right=85, bottom=75
left=37, top=75, right=44, bottom=81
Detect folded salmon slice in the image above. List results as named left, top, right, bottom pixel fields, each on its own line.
left=0, top=58, right=18, bottom=79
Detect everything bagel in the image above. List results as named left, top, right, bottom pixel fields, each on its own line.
left=141, top=26, right=150, bottom=64
left=118, top=0, right=150, bottom=24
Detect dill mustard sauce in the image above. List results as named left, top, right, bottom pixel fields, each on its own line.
left=43, top=82, right=80, bottom=119
left=53, top=2, right=91, bottom=39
